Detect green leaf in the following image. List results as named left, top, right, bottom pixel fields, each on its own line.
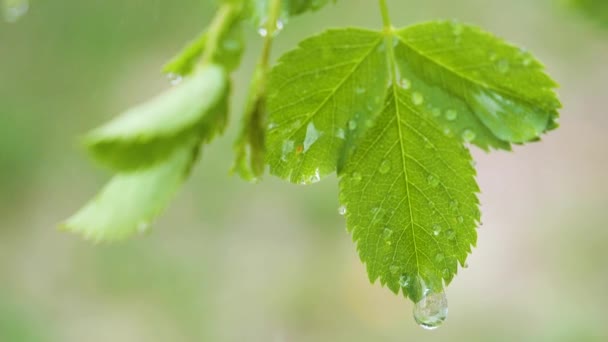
left=85, top=65, right=228, bottom=171
left=568, top=0, right=608, bottom=27
left=62, top=143, right=198, bottom=242
left=163, top=21, right=244, bottom=76
left=266, top=23, right=561, bottom=301
left=244, top=0, right=336, bottom=26
left=394, top=21, right=560, bottom=150
left=232, top=67, right=267, bottom=182
left=266, top=29, right=388, bottom=184
left=339, top=85, right=479, bottom=303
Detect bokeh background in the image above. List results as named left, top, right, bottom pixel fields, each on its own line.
left=1, top=0, right=607, bottom=341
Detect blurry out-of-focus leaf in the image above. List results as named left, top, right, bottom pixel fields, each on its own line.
left=0, top=296, right=52, bottom=342
left=569, top=0, right=608, bottom=27
left=62, top=143, right=197, bottom=242
left=163, top=19, right=244, bottom=76
left=244, top=0, right=337, bottom=27
left=85, top=65, right=228, bottom=171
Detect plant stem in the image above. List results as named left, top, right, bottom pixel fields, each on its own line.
left=259, top=0, right=282, bottom=68
left=378, top=0, right=393, bottom=30
left=201, top=3, right=238, bottom=66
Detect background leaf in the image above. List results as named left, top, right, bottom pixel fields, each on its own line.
left=85, top=65, right=228, bottom=171
left=62, top=143, right=198, bottom=242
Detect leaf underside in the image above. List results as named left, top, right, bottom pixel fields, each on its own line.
left=266, top=22, right=560, bottom=301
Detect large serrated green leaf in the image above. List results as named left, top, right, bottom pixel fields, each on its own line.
left=266, top=29, right=388, bottom=184
left=569, top=0, right=608, bottom=27
left=395, top=21, right=560, bottom=149
left=339, top=85, right=479, bottom=303
left=85, top=65, right=228, bottom=171
left=62, top=143, right=197, bottom=242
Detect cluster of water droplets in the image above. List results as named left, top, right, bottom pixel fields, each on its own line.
left=2, top=0, right=29, bottom=23
left=257, top=16, right=285, bottom=38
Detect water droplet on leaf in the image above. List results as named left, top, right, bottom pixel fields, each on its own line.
left=435, top=253, right=445, bottom=262
left=433, top=224, right=441, bottom=236
left=445, top=109, right=458, bottom=121
left=427, top=175, right=440, bottom=187
left=389, top=265, right=400, bottom=274
left=348, top=120, right=357, bottom=131
left=462, top=129, right=476, bottom=142
left=446, top=229, right=456, bottom=240
left=338, top=205, right=347, bottom=216
left=379, top=160, right=391, bottom=174
left=412, top=92, right=424, bottom=106
left=400, top=78, right=411, bottom=90
left=382, top=228, right=393, bottom=241
left=496, top=59, right=510, bottom=74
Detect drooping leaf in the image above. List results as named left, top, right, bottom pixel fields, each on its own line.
left=266, top=29, right=388, bottom=184
left=85, top=65, right=228, bottom=171
left=163, top=20, right=244, bottom=76
left=394, top=21, right=561, bottom=150
left=62, top=143, right=198, bottom=242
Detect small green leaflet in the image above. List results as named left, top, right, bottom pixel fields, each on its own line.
left=86, top=65, right=228, bottom=171
left=62, top=144, right=197, bottom=242
left=266, top=22, right=560, bottom=300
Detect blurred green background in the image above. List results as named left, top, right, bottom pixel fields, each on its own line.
left=1, top=0, right=607, bottom=341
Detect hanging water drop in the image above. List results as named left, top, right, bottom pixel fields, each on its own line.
left=2, top=0, right=28, bottom=23
left=413, top=290, right=448, bottom=330
left=338, top=205, right=347, bottom=216
left=379, top=160, right=391, bottom=174
left=412, top=92, right=424, bottom=106
left=167, top=73, right=183, bottom=85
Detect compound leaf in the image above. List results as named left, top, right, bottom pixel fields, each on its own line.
left=266, top=23, right=561, bottom=301
left=266, top=29, right=388, bottom=184
left=62, top=143, right=198, bottom=242
left=85, top=65, right=228, bottom=171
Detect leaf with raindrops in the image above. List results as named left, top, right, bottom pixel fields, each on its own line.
left=266, top=21, right=560, bottom=302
